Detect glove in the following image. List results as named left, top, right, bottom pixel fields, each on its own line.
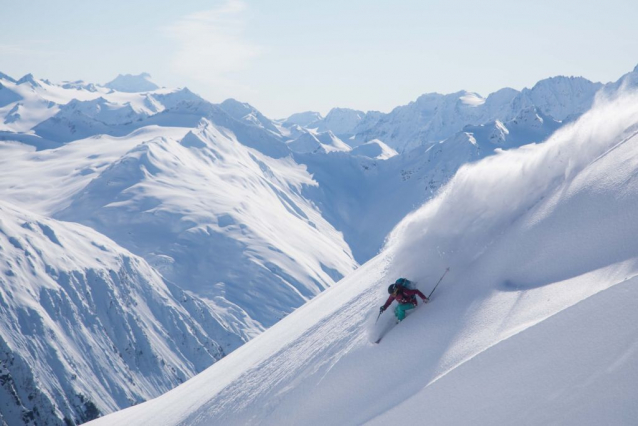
left=422, top=297, right=429, bottom=304
left=379, top=306, right=386, bottom=313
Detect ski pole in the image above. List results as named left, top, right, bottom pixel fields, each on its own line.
left=428, top=267, right=450, bottom=299
left=375, top=310, right=383, bottom=324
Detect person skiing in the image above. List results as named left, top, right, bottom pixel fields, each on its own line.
left=380, top=278, right=429, bottom=322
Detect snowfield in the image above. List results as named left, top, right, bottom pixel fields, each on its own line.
left=89, top=90, right=638, bottom=426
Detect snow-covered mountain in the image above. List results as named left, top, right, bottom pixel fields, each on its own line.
left=0, top=73, right=204, bottom=139
left=0, top=77, right=357, bottom=424
left=334, top=77, right=603, bottom=152
left=287, top=129, right=351, bottom=154
left=53, top=119, right=357, bottom=336
left=281, top=111, right=323, bottom=128
left=316, top=107, right=366, bottom=135
left=293, top=103, right=561, bottom=263
left=0, top=200, right=237, bottom=426
left=1, top=66, right=635, bottom=425
left=88, top=87, right=638, bottom=426
left=33, top=97, right=149, bottom=142
left=350, top=139, right=397, bottom=160
left=459, top=106, right=563, bottom=151
left=104, top=73, right=160, bottom=93
left=511, top=76, right=603, bottom=121
left=218, top=98, right=283, bottom=137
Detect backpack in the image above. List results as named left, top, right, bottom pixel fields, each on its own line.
left=395, top=278, right=417, bottom=304
left=396, top=277, right=415, bottom=290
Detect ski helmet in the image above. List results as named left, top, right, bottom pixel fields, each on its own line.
left=388, top=284, right=398, bottom=294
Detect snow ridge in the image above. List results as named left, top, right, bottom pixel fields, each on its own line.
left=0, top=201, right=233, bottom=426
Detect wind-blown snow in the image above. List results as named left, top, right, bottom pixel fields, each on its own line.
left=89, top=89, right=638, bottom=426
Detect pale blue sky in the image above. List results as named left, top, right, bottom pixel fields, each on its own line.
left=2, top=0, right=638, bottom=117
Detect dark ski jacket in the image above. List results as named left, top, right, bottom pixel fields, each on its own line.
left=382, top=285, right=427, bottom=310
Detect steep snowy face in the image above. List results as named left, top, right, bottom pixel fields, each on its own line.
left=356, top=91, right=496, bottom=152
left=0, top=78, right=61, bottom=133
left=104, top=73, right=160, bottom=93
left=315, top=130, right=352, bottom=151
left=349, top=110, right=384, bottom=145
left=218, top=98, right=282, bottom=137
left=462, top=106, right=563, bottom=150
left=16, top=73, right=41, bottom=87
left=602, top=64, right=638, bottom=94
left=144, top=88, right=205, bottom=111
left=0, top=201, right=236, bottom=426
left=88, top=89, right=638, bottom=426
left=33, top=97, right=150, bottom=142
left=331, top=78, right=601, bottom=152
left=314, top=107, right=366, bottom=137
left=282, top=111, right=323, bottom=128
left=54, top=120, right=357, bottom=337
left=482, top=87, right=519, bottom=117
left=511, top=76, right=603, bottom=121
left=0, top=82, right=23, bottom=108
left=287, top=130, right=351, bottom=154
left=350, top=139, right=398, bottom=160
left=0, top=71, right=17, bottom=83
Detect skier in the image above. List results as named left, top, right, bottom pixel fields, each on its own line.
left=379, top=278, right=429, bottom=322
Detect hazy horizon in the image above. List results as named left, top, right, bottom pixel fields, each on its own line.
left=3, top=0, right=637, bottom=118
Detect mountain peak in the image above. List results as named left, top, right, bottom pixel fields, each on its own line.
left=0, top=71, right=16, bottom=83
left=219, top=98, right=255, bottom=117
left=104, top=73, right=159, bottom=93
left=283, top=111, right=322, bottom=128
left=16, top=73, right=40, bottom=87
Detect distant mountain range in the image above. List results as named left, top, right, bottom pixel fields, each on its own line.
left=0, top=66, right=636, bottom=425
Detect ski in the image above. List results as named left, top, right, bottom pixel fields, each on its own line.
left=374, top=317, right=405, bottom=344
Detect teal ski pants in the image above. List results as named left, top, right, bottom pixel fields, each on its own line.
left=394, top=303, right=416, bottom=321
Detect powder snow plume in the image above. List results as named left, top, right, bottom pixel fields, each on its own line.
left=385, top=88, right=638, bottom=290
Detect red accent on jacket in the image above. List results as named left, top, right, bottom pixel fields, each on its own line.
left=382, top=286, right=427, bottom=310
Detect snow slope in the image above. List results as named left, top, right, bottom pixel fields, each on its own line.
left=512, top=76, right=603, bottom=121
left=53, top=119, right=357, bottom=336
left=0, top=97, right=357, bottom=423
left=0, top=114, right=357, bottom=339
left=350, top=139, right=397, bottom=160
left=89, top=89, right=638, bottom=426
left=287, top=129, right=351, bottom=154
left=0, top=201, right=236, bottom=426
left=281, top=111, right=323, bottom=128
left=218, top=98, right=282, bottom=137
